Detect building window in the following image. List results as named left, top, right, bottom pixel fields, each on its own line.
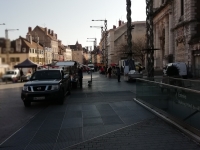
left=181, top=0, right=184, bottom=16
left=29, top=49, right=31, bottom=53
left=10, top=48, right=14, bottom=53
left=10, top=57, right=15, bottom=62
left=2, top=58, right=5, bottom=63
left=22, top=48, right=26, bottom=53
left=16, top=57, right=20, bottom=62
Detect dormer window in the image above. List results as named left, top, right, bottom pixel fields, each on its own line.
left=22, top=48, right=26, bottom=53
left=10, top=48, right=14, bottom=53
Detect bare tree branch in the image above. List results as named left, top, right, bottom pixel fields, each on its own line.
left=115, top=37, right=146, bottom=65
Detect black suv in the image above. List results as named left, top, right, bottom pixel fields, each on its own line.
left=21, top=69, right=71, bottom=107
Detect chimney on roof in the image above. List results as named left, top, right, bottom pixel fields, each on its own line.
left=58, top=40, right=62, bottom=46
left=113, top=25, right=116, bottom=29
left=48, top=29, right=51, bottom=34
left=119, top=20, right=122, bottom=27
left=45, top=27, right=48, bottom=35
left=26, top=33, right=32, bottom=44
left=55, top=34, right=57, bottom=39
left=51, top=30, right=54, bottom=36
left=28, top=27, right=32, bottom=33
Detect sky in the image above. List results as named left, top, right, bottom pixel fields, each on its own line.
left=0, top=0, right=146, bottom=48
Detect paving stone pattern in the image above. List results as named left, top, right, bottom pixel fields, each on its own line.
left=0, top=73, right=199, bottom=150
left=65, top=118, right=200, bottom=150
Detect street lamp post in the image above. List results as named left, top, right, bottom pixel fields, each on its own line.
left=92, top=19, right=108, bottom=67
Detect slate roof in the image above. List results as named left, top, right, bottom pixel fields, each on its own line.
left=22, top=37, right=43, bottom=49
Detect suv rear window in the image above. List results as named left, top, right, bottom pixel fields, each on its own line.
left=30, top=70, right=61, bottom=80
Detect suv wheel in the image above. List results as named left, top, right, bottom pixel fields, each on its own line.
left=24, top=101, right=31, bottom=107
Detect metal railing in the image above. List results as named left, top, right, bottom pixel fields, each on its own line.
left=135, top=77, right=200, bottom=137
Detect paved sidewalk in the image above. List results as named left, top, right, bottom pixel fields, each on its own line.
left=66, top=118, right=200, bottom=150
left=0, top=72, right=199, bottom=150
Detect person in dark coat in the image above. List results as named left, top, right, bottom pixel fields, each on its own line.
left=20, top=69, right=24, bottom=82
left=116, top=67, right=121, bottom=82
left=78, top=67, right=83, bottom=88
left=108, top=67, right=112, bottom=78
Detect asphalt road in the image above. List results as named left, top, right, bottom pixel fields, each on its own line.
left=0, top=72, right=136, bottom=144
left=0, top=82, right=50, bottom=144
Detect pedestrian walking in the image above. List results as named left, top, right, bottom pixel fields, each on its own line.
left=78, top=67, right=83, bottom=88
left=108, top=67, right=112, bottom=78
left=20, top=69, right=24, bottom=82
left=117, top=66, right=121, bottom=82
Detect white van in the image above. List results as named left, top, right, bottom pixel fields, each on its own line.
left=2, top=69, right=20, bottom=82
left=163, top=62, right=187, bottom=78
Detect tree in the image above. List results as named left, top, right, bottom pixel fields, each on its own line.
left=116, top=37, right=146, bottom=65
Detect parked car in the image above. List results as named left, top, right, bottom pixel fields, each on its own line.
left=21, top=69, right=71, bottom=107
left=2, top=69, right=20, bottom=82
left=127, top=70, right=143, bottom=81
left=163, top=62, right=188, bottom=78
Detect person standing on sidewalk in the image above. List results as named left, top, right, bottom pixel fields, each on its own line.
left=20, top=69, right=24, bottom=82
left=78, top=67, right=83, bottom=88
left=108, top=66, right=112, bottom=78
left=116, top=66, right=121, bottom=82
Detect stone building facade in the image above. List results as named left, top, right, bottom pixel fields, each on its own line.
left=107, top=20, right=146, bottom=66
left=69, top=41, right=83, bottom=64
left=153, top=0, right=200, bottom=76
left=27, top=26, right=58, bottom=62
left=0, top=36, right=44, bottom=67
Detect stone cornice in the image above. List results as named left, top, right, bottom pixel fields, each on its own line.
left=172, top=19, right=200, bottom=31
left=153, top=0, right=172, bottom=16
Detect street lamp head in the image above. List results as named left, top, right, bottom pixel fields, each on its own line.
left=92, top=20, right=94, bottom=21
